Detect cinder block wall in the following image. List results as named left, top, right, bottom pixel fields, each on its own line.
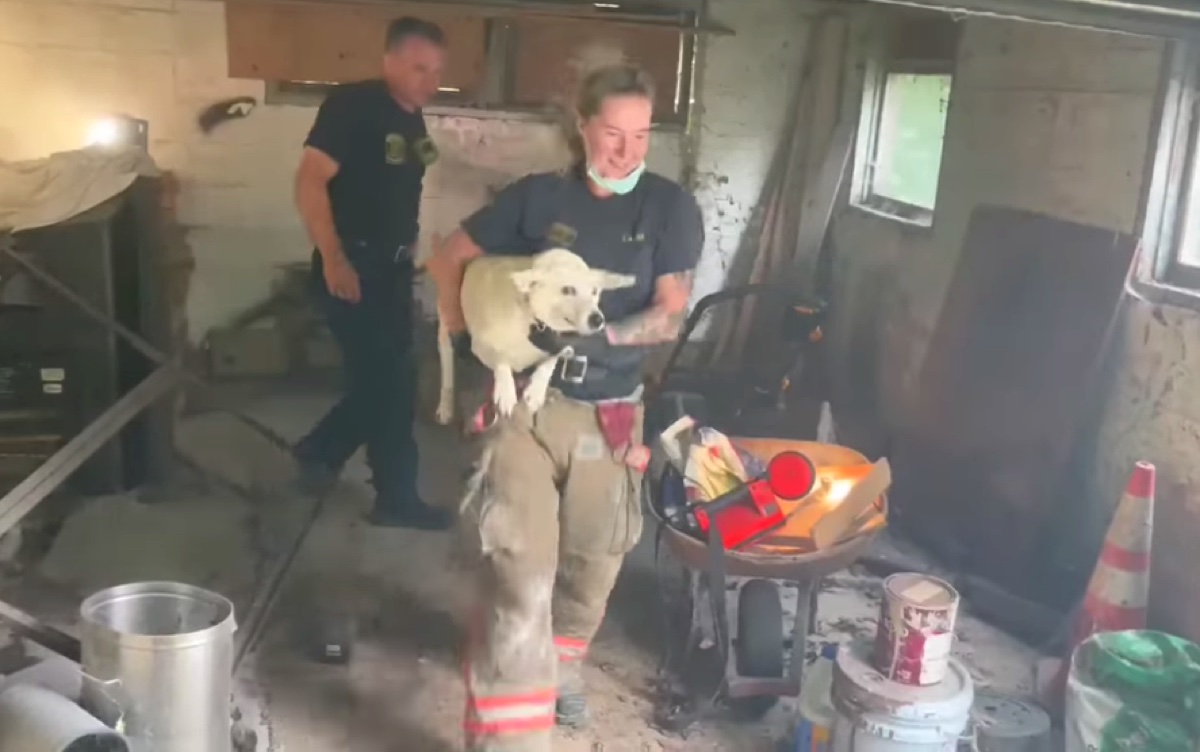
left=0, top=0, right=810, bottom=342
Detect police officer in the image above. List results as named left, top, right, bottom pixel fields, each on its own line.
left=293, top=16, right=450, bottom=530
left=430, top=64, right=703, bottom=751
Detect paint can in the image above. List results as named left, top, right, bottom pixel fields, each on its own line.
left=874, top=573, right=960, bottom=686
left=831, top=638, right=974, bottom=752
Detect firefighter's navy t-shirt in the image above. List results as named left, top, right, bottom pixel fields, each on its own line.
left=460, top=169, right=704, bottom=325
left=304, top=80, right=436, bottom=252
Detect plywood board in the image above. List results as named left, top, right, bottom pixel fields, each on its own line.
left=890, top=206, right=1136, bottom=596
left=511, top=16, right=684, bottom=118
left=226, top=1, right=487, bottom=93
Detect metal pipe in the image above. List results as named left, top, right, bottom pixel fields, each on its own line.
left=0, top=602, right=80, bottom=662
left=0, top=244, right=294, bottom=454
left=0, top=365, right=180, bottom=540
left=0, top=684, right=128, bottom=752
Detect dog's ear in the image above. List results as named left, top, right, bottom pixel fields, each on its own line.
left=510, top=269, right=541, bottom=294
left=595, top=271, right=638, bottom=290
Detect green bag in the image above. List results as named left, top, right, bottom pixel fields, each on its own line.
left=1087, top=630, right=1200, bottom=752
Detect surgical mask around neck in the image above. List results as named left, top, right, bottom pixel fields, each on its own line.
left=587, top=162, right=646, bottom=195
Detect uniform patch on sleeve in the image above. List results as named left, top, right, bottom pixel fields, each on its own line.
left=414, top=136, right=439, bottom=166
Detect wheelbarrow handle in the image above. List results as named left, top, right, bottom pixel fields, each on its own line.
left=652, top=283, right=827, bottom=395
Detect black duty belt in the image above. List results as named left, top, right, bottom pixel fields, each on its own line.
left=344, top=239, right=414, bottom=265
left=553, top=355, right=642, bottom=401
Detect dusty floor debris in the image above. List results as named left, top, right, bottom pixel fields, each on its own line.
left=0, top=392, right=1043, bottom=751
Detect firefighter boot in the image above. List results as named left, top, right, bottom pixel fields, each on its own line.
left=554, top=638, right=589, bottom=728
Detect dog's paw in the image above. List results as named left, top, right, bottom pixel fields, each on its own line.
left=493, top=381, right=519, bottom=418
left=523, top=384, right=548, bottom=413
left=434, top=394, right=455, bottom=425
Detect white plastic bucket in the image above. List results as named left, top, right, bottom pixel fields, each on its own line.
left=831, top=639, right=973, bottom=752
left=1064, top=637, right=1122, bottom=752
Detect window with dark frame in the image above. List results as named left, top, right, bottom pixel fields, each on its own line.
left=225, top=0, right=696, bottom=126
left=1141, top=42, right=1200, bottom=293
left=851, top=12, right=959, bottom=226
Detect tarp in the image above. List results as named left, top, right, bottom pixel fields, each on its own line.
left=0, top=146, right=159, bottom=233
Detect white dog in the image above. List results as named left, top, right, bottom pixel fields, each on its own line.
left=435, top=248, right=636, bottom=424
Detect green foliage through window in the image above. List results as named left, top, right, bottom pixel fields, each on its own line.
left=870, top=73, right=952, bottom=211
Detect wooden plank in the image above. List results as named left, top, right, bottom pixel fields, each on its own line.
left=511, top=15, right=684, bottom=118
left=220, top=0, right=736, bottom=36
left=812, top=458, right=891, bottom=550
left=226, top=0, right=487, bottom=93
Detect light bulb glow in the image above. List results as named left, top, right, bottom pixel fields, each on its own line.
left=86, top=118, right=123, bottom=147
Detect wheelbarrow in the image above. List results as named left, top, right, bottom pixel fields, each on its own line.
left=646, top=438, right=887, bottom=718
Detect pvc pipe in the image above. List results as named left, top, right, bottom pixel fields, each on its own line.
left=0, top=683, right=128, bottom=752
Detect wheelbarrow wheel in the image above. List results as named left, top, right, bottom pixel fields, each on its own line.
left=732, top=579, right=784, bottom=718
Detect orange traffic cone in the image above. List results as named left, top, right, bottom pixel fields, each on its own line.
left=1045, top=461, right=1155, bottom=710
left=1071, top=460, right=1154, bottom=639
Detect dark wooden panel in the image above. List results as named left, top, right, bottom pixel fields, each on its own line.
left=511, top=16, right=683, bottom=118
left=890, top=206, right=1137, bottom=597
left=226, top=1, right=487, bottom=94
left=887, top=9, right=960, bottom=64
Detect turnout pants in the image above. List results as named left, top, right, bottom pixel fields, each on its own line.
left=296, top=241, right=420, bottom=509
left=458, top=393, right=645, bottom=752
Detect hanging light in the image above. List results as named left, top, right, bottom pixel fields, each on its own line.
left=86, top=115, right=149, bottom=150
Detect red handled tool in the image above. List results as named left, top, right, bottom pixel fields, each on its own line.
left=689, top=450, right=817, bottom=550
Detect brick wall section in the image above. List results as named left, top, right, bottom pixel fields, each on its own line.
left=689, top=0, right=814, bottom=305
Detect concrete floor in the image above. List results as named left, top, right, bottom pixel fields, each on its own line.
left=0, top=390, right=1044, bottom=751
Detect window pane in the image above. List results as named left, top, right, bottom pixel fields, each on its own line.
left=872, top=73, right=952, bottom=211
left=1177, top=126, right=1200, bottom=268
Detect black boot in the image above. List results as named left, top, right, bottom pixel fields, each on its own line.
left=292, top=447, right=341, bottom=498
left=555, top=692, right=589, bottom=729
left=365, top=498, right=452, bottom=531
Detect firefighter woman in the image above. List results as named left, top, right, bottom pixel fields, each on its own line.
left=429, top=62, right=704, bottom=752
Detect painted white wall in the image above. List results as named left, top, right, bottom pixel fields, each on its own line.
left=0, top=0, right=807, bottom=341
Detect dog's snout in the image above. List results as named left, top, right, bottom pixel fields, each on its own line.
left=587, top=312, right=605, bottom=331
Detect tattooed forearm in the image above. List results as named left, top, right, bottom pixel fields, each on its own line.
left=607, top=271, right=694, bottom=346
left=607, top=307, right=686, bottom=345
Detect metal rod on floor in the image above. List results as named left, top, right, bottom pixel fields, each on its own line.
left=232, top=492, right=327, bottom=672
left=0, top=600, right=80, bottom=662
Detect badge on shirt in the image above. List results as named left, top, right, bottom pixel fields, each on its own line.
left=413, top=136, right=439, bottom=166
left=385, top=133, right=408, bottom=165
left=547, top=222, right=578, bottom=248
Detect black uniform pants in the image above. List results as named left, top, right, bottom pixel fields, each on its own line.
left=296, top=240, right=419, bottom=510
